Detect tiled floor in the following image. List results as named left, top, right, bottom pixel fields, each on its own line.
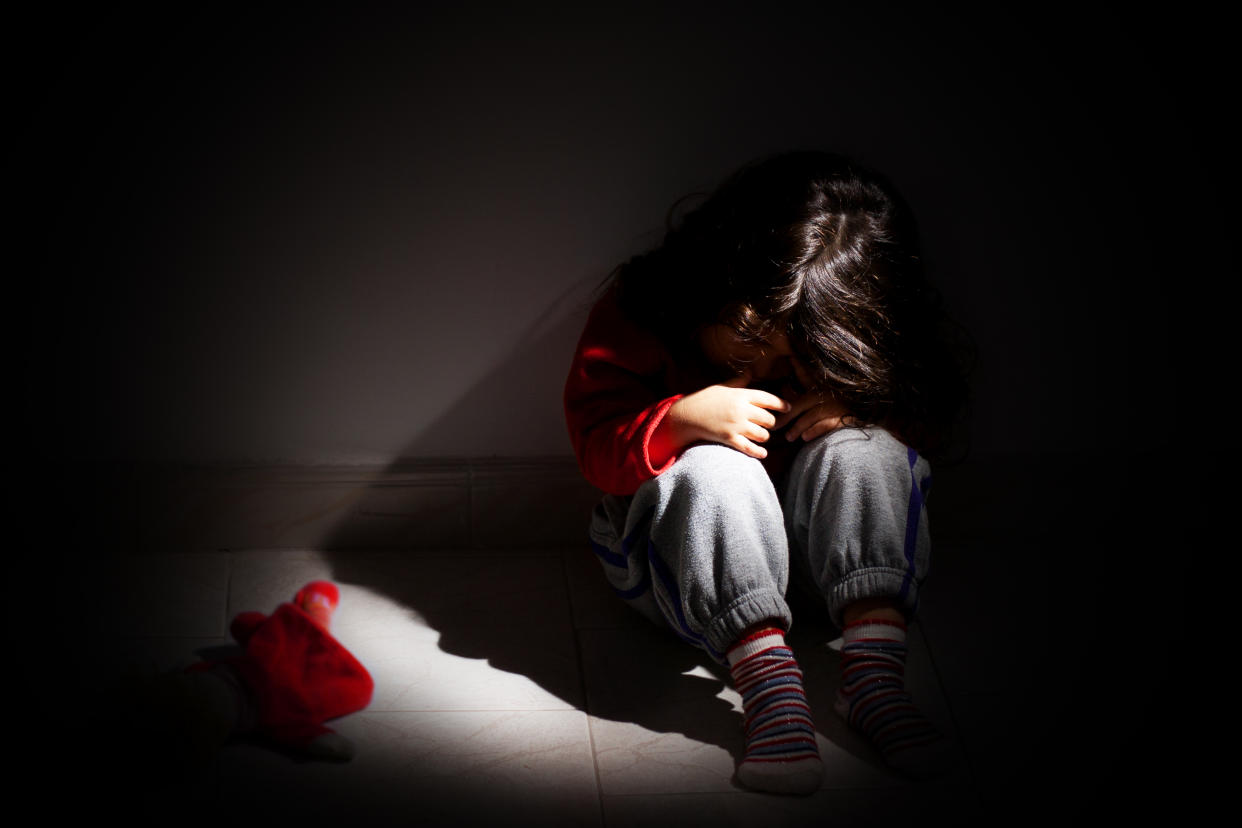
left=12, top=454, right=1181, bottom=826
left=33, top=542, right=996, bottom=827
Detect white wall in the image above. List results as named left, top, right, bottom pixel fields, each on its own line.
left=16, top=4, right=1211, bottom=464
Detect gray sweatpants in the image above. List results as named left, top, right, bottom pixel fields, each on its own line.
left=587, top=427, right=932, bottom=663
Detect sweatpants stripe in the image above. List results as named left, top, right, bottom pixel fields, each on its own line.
left=918, top=474, right=932, bottom=598
left=647, top=539, right=724, bottom=662
left=591, top=505, right=658, bottom=601
left=898, top=447, right=923, bottom=605
left=589, top=539, right=627, bottom=569
left=611, top=572, right=651, bottom=600
left=590, top=538, right=652, bottom=599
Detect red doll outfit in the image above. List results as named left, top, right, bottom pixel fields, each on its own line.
left=190, top=581, right=374, bottom=752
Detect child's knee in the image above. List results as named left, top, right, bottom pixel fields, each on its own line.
left=795, top=426, right=917, bottom=480
left=664, top=443, right=770, bottom=489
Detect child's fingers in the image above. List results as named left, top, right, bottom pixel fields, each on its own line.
left=772, top=397, right=811, bottom=428
left=799, top=416, right=844, bottom=442
left=749, top=406, right=778, bottom=429
left=742, top=422, right=771, bottom=444
left=772, top=391, right=825, bottom=427
left=730, top=434, right=768, bottom=459
left=786, top=405, right=846, bottom=441
left=775, top=398, right=815, bottom=433
left=785, top=408, right=822, bottom=441
left=746, top=388, right=791, bottom=412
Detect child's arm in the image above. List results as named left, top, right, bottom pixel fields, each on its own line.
left=565, top=381, right=685, bottom=496
left=564, top=294, right=688, bottom=495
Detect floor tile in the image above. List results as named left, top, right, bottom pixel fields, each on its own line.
left=578, top=623, right=751, bottom=794
left=229, top=549, right=585, bottom=710
left=218, top=710, right=603, bottom=826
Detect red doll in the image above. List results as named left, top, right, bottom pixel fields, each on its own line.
left=186, top=580, right=375, bottom=760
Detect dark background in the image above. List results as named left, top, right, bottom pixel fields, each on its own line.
left=12, top=4, right=1221, bottom=466
left=9, top=2, right=1221, bottom=820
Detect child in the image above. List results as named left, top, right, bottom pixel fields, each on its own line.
left=563, top=151, right=969, bottom=795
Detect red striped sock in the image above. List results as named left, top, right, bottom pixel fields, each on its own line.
left=834, top=619, right=952, bottom=777
left=727, top=628, right=823, bottom=795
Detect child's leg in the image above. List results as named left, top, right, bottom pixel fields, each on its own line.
left=783, top=427, right=952, bottom=777
left=589, top=443, right=823, bottom=795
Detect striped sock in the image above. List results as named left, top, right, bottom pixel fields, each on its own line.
left=834, top=619, right=951, bottom=777
left=727, top=628, right=823, bottom=795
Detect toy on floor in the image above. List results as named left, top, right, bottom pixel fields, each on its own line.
left=184, top=580, right=375, bottom=761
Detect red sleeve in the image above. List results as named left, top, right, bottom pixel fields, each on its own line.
left=563, top=287, right=684, bottom=496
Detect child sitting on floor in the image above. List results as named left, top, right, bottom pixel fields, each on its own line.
left=563, top=151, right=969, bottom=795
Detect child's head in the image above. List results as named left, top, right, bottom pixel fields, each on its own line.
left=616, top=151, right=970, bottom=454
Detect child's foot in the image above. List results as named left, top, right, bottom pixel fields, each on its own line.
left=727, top=627, right=823, bottom=795
left=834, top=618, right=954, bottom=778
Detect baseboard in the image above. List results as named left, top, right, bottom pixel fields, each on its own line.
left=33, top=457, right=602, bottom=555
left=26, top=450, right=1135, bottom=557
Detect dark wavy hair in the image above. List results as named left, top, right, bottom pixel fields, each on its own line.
left=613, top=151, right=973, bottom=458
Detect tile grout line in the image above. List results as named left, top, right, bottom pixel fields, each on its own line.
left=562, top=551, right=608, bottom=828
left=584, top=712, right=609, bottom=828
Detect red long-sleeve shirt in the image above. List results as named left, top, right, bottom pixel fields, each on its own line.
left=562, top=286, right=685, bottom=495
left=563, top=285, right=797, bottom=495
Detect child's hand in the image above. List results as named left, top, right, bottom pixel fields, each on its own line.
left=668, top=374, right=791, bottom=459
left=774, top=390, right=852, bottom=442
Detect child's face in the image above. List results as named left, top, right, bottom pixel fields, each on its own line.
left=698, top=324, right=811, bottom=390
